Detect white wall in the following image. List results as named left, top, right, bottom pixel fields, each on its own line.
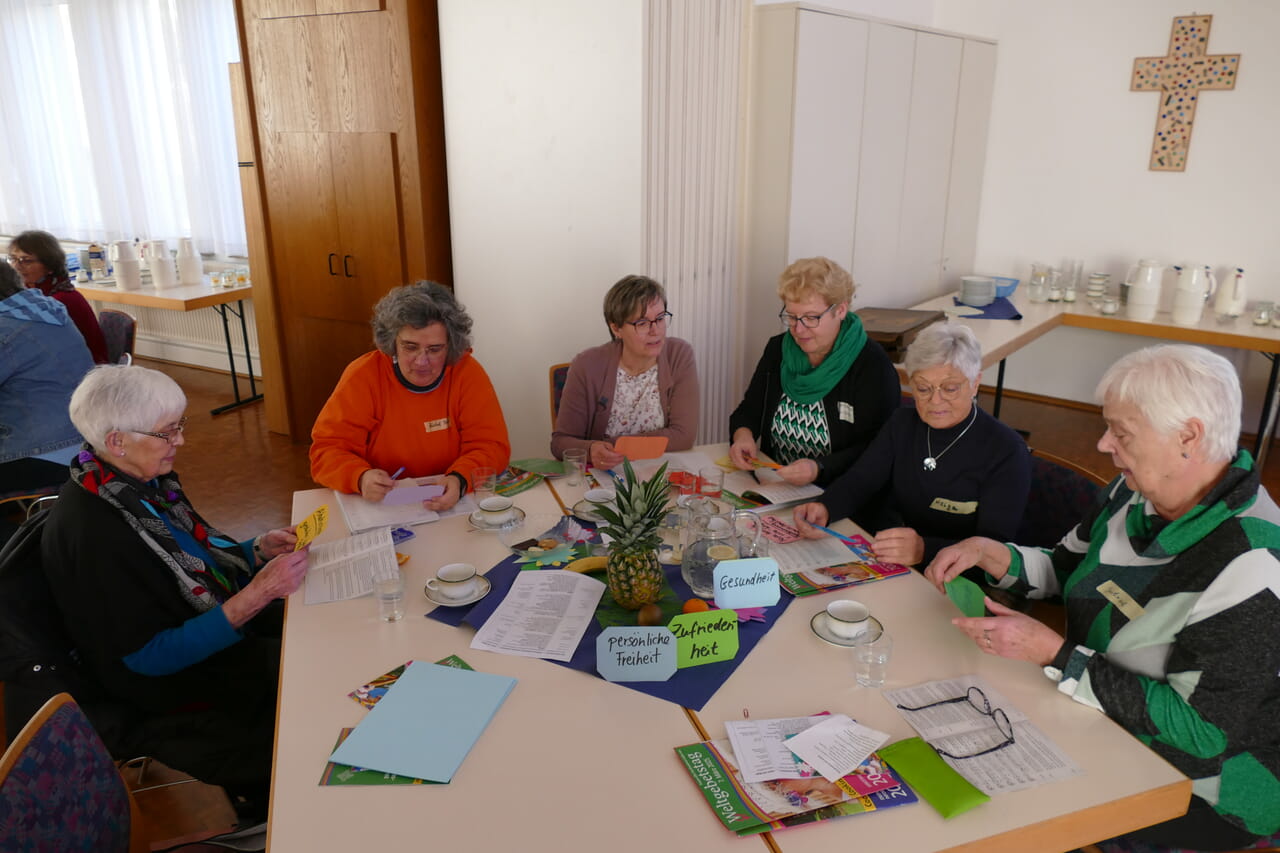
left=756, top=0, right=937, bottom=28
left=438, top=0, right=644, bottom=459
left=934, top=1, right=1280, bottom=428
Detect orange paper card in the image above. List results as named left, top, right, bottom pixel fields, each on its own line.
left=614, top=435, right=668, bottom=460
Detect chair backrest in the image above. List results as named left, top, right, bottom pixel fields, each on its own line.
left=98, top=309, right=137, bottom=366
left=1015, top=449, right=1108, bottom=549
left=549, top=362, right=570, bottom=424
left=0, top=693, right=144, bottom=853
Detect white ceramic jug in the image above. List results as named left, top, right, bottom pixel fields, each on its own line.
left=1125, top=259, right=1167, bottom=322
left=176, top=237, right=203, bottom=286
left=1214, top=268, right=1248, bottom=321
left=1171, top=264, right=1216, bottom=326
left=146, top=240, right=177, bottom=290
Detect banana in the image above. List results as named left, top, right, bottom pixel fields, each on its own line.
left=565, top=555, right=608, bottom=574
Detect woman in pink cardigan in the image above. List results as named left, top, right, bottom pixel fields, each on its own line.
left=551, top=275, right=699, bottom=469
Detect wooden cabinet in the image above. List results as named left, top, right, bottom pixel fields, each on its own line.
left=745, top=4, right=995, bottom=357
left=235, top=0, right=451, bottom=437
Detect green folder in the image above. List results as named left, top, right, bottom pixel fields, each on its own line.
left=879, top=737, right=990, bottom=819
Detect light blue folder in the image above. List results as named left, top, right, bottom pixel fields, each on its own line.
left=329, top=660, right=517, bottom=782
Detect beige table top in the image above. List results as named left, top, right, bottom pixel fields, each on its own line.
left=912, top=291, right=1280, bottom=366
left=275, top=482, right=765, bottom=853
left=277, top=458, right=1189, bottom=852
left=77, top=278, right=253, bottom=311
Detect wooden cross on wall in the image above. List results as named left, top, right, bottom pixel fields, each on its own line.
left=1131, top=14, right=1240, bottom=172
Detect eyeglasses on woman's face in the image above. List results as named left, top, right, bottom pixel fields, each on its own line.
left=624, top=311, right=672, bottom=334
left=896, top=685, right=1015, bottom=760
left=912, top=381, right=966, bottom=401
left=6, top=254, right=39, bottom=267
left=131, top=416, right=188, bottom=445
left=778, top=302, right=836, bottom=330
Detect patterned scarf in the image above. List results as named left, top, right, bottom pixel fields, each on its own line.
left=35, top=273, right=75, bottom=296
left=780, top=312, right=868, bottom=404
left=70, top=446, right=251, bottom=611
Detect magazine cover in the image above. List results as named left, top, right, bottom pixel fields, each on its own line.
left=778, top=533, right=910, bottom=596
left=675, top=738, right=915, bottom=835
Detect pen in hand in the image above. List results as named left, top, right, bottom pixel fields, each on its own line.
left=390, top=466, right=406, bottom=481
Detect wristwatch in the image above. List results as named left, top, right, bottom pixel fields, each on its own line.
left=447, top=471, right=468, bottom=493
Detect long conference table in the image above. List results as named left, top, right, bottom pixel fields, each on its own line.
left=276, top=452, right=1189, bottom=852
left=914, top=291, right=1280, bottom=462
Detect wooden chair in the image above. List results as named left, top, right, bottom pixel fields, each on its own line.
left=0, top=692, right=147, bottom=852
left=98, top=308, right=137, bottom=365
left=1015, top=448, right=1108, bottom=549
left=549, top=362, right=570, bottom=424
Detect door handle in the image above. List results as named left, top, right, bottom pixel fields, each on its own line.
left=327, top=253, right=338, bottom=276
left=343, top=255, right=353, bottom=278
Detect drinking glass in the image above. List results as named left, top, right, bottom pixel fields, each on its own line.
left=562, top=449, right=587, bottom=487
left=374, top=574, right=405, bottom=622
left=854, top=632, right=892, bottom=687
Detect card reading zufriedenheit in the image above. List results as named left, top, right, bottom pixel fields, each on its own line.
left=294, top=504, right=329, bottom=550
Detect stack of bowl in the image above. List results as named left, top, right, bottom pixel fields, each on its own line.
left=959, top=275, right=996, bottom=307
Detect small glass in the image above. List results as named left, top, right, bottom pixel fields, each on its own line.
left=562, top=448, right=587, bottom=487
left=854, top=631, right=892, bottom=688
left=374, top=574, right=405, bottom=622
left=696, top=466, right=723, bottom=499
left=234, top=266, right=249, bottom=287
left=1253, top=302, right=1274, bottom=326
left=472, top=466, right=497, bottom=502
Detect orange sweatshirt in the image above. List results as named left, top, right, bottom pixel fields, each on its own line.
left=309, top=350, right=511, bottom=495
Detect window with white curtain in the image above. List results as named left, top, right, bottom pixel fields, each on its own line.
left=0, top=0, right=246, bottom=257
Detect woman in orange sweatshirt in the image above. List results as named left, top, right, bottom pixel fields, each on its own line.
left=310, top=282, right=510, bottom=511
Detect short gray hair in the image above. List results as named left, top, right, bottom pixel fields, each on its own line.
left=69, top=365, right=187, bottom=454
left=371, top=281, right=473, bottom=364
left=903, top=323, right=982, bottom=383
left=1095, top=344, right=1241, bottom=463
left=0, top=261, right=21, bottom=298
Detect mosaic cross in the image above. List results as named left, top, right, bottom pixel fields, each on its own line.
left=1131, top=14, right=1239, bottom=172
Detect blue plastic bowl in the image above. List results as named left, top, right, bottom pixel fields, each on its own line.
left=991, top=276, right=1019, bottom=298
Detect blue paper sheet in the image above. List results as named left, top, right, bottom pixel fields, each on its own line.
left=328, top=661, right=516, bottom=782
left=951, top=296, right=1023, bottom=320
left=428, top=554, right=791, bottom=711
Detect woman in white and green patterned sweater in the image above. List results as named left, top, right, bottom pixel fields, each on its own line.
left=926, top=344, right=1280, bottom=850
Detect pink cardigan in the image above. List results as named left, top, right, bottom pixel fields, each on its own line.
left=551, top=337, right=699, bottom=459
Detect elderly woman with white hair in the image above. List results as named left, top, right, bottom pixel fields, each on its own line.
left=793, top=322, right=1030, bottom=567
left=41, top=365, right=310, bottom=820
left=927, top=344, right=1280, bottom=849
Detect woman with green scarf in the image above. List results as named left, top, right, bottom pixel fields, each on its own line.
left=730, top=257, right=900, bottom=487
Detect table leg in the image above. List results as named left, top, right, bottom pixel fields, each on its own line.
left=210, top=300, right=265, bottom=416
left=1254, top=354, right=1280, bottom=467
left=992, top=358, right=1007, bottom=419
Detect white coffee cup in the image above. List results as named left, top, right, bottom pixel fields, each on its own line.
left=477, top=496, right=515, bottom=524
left=114, top=258, right=143, bottom=292
left=425, top=563, right=478, bottom=600
left=825, top=599, right=870, bottom=640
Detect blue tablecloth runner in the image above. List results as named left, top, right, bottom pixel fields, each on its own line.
left=427, top=554, right=792, bottom=711
left=951, top=296, right=1023, bottom=320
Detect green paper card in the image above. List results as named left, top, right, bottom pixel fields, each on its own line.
left=945, top=576, right=988, bottom=618
left=668, top=610, right=739, bottom=667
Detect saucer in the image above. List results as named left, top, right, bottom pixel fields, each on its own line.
left=571, top=499, right=605, bottom=523
left=424, top=574, right=491, bottom=608
left=467, top=506, right=526, bottom=531
left=809, top=612, right=883, bottom=647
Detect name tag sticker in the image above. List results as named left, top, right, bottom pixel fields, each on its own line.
left=930, top=497, right=978, bottom=515
left=668, top=611, right=740, bottom=668
left=596, top=627, right=677, bottom=682
left=838, top=402, right=856, bottom=423
left=713, top=557, right=780, bottom=609
left=424, top=418, right=449, bottom=433
left=1096, top=580, right=1145, bottom=620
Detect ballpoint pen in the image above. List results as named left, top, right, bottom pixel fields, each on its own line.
left=390, top=466, right=406, bottom=480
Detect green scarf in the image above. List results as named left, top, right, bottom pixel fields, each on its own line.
left=779, top=312, right=867, bottom=404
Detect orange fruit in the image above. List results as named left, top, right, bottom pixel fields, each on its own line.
left=682, top=598, right=711, bottom=613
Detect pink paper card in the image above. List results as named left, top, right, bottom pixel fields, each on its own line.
left=762, top=515, right=801, bottom=544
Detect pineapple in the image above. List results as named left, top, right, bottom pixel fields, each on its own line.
left=596, top=460, right=670, bottom=610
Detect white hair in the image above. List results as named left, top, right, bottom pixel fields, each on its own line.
left=903, top=322, right=983, bottom=383
left=69, top=365, right=187, bottom=454
left=1095, top=345, right=1241, bottom=463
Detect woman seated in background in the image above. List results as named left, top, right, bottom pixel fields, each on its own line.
left=311, top=281, right=510, bottom=510
left=42, top=365, right=310, bottom=819
left=793, top=323, right=1030, bottom=567
left=927, top=344, right=1280, bottom=850
left=8, top=230, right=109, bottom=364
left=551, top=274, right=699, bottom=469
left=729, top=257, right=899, bottom=487
left=0, top=261, right=94, bottom=511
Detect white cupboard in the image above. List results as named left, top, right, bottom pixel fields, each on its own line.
left=744, top=3, right=996, bottom=356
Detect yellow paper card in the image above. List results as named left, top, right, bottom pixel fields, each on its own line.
left=294, top=504, right=329, bottom=550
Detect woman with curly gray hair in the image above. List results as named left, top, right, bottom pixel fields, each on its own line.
left=310, top=281, right=510, bottom=510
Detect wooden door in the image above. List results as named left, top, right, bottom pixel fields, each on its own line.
left=250, top=0, right=382, bottom=19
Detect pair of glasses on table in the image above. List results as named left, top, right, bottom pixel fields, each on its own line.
left=896, top=685, right=1015, bottom=760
